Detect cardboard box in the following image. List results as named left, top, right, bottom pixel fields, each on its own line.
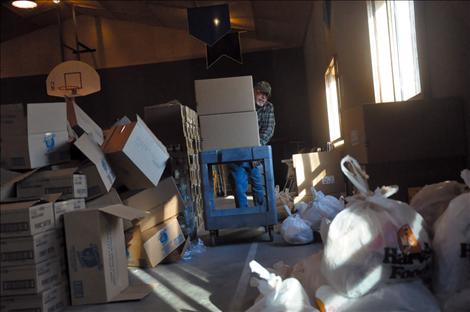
left=17, top=167, right=88, bottom=200
left=102, top=116, right=169, bottom=189
left=64, top=204, right=149, bottom=305
left=124, top=177, right=184, bottom=233
left=342, top=98, right=467, bottom=164
left=199, top=112, right=260, bottom=151
left=67, top=98, right=104, bottom=145
left=0, top=103, right=70, bottom=169
left=0, top=168, right=37, bottom=200
left=53, top=198, right=86, bottom=228
left=74, top=133, right=115, bottom=194
left=0, top=259, right=61, bottom=296
left=0, top=198, right=56, bottom=238
left=0, top=283, right=69, bottom=312
left=0, top=230, right=60, bottom=267
left=86, top=188, right=122, bottom=209
left=144, top=100, right=198, bottom=147
left=292, top=150, right=345, bottom=198
left=127, top=217, right=185, bottom=268
left=195, top=76, right=255, bottom=115
left=80, top=162, right=108, bottom=200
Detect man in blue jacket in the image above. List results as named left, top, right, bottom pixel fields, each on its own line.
left=231, top=81, right=275, bottom=207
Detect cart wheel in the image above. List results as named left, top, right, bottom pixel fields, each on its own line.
left=267, top=226, right=274, bottom=242
left=210, top=231, right=217, bottom=246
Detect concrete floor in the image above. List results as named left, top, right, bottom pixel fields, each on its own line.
left=65, top=228, right=322, bottom=312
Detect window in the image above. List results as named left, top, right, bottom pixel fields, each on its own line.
left=367, top=0, right=421, bottom=103
left=325, top=57, right=342, bottom=143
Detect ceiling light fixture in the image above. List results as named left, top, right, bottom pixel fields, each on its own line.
left=53, top=0, right=60, bottom=3
left=213, top=18, right=220, bottom=26
left=12, top=0, right=37, bottom=9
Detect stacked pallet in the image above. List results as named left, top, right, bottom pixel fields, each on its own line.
left=145, top=101, right=203, bottom=238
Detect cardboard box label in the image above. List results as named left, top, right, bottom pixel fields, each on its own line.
left=0, top=230, right=59, bottom=267
left=0, top=201, right=55, bottom=238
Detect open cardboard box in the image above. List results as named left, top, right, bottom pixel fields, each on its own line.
left=102, top=116, right=169, bottom=190
left=64, top=204, right=151, bottom=305
left=124, top=177, right=185, bottom=267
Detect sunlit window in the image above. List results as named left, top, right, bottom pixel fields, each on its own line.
left=367, top=0, right=421, bottom=103
left=325, top=57, right=341, bottom=143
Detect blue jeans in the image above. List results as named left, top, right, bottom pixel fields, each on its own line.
left=230, top=162, right=265, bottom=208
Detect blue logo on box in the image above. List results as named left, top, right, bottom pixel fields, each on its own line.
left=77, top=244, right=102, bottom=270
left=43, top=133, right=56, bottom=152
left=159, top=230, right=169, bottom=245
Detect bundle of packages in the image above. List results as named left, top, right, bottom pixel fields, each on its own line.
left=432, top=169, right=470, bottom=311
left=314, top=281, right=440, bottom=312
left=246, top=260, right=318, bottom=312
left=410, top=180, right=466, bottom=233
left=297, top=187, right=344, bottom=231
left=280, top=206, right=313, bottom=245
left=321, top=156, right=432, bottom=298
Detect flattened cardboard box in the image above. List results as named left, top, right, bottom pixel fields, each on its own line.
left=127, top=217, right=185, bottom=268
left=80, top=162, right=108, bottom=200
left=17, top=167, right=87, bottom=200
left=64, top=204, right=149, bottom=305
left=199, top=111, right=260, bottom=151
left=195, top=76, right=255, bottom=115
left=0, top=259, right=61, bottom=296
left=53, top=198, right=86, bottom=228
left=102, top=116, right=169, bottom=189
left=0, top=103, right=70, bottom=169
left=0, top=198, right=56, bottom=238
left=123, top=177, right=184, bottom=233
left=292, top=150, right=345, bottom=198
left=0, top=229, right=60, bottom=267
left=0, top=282, right=68, bottom=312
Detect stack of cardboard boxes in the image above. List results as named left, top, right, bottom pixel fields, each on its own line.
left=195, top=76, right=261, bottom=151
left=0, top=100, right=187, bottom=307
left=0, top=103, right=84, bottom=311
left=144, top=100, right=203, bottom=237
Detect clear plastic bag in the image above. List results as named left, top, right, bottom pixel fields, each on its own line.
left=315, top=281, right=440, bottom=312
left=321, top=156, right=432, bottom=298
left=280, top=206, right=314, bottom=245
left=410, top=180, right=466, bottom=233
left=246, top=260, right=318, bottom=312
left=432, top=169, right=470, bottom=310
left=299, top=187, right=344, bottom=230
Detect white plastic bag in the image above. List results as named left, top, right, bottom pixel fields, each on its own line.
left=299, top=187, right=344, bottom=230
left=432, top=169, right=470, bottom=310
left=281, top=206, right=314, bottom=245
left=319, top=218, right=331, bottom=243
left=410, top=180, right=465, bottom=232
left=271, top=251, right=326, bottom=302
left=246, top=260, right=318, bottom=312
left=315, top=281, right=440, bottom=312
left=321, top=156, right=432, bottom=298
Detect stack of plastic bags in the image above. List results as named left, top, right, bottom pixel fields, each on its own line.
left=432, top=169, right=469, bottom=311
left=314, top=155, right=439, bottom=311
